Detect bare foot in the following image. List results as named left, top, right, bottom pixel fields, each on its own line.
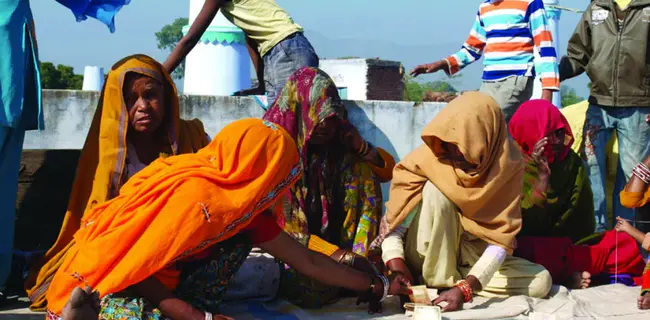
left=570, top=271, right=591, bottom=289
left=638, top=293, right=650, bottom=310
left=61, top=286, right=100, bottom=320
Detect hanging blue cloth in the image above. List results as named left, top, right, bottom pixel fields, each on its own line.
left=55, top=0, right=131, bottom=33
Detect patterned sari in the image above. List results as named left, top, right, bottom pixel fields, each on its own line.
left=263, top=67, right=383, bottom=308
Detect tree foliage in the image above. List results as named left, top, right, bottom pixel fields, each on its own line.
left=155, top=18, right=189, bottom=80
left=561, top=85, right=583, bottom=108
left=403, top=75, right=458, bottom=102
left=40, top=62, right=83, bottom=90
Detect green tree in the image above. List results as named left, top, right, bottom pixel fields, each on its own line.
left=561, top=85, right=583, bottom=108
left=403, top=75, right=458, bottom=102
left=40, top=62, right=83, bottom=90
left=156, top=18, right=189, bottom=80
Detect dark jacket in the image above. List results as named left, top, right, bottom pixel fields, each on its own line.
left=560, top=0, right=650, bottom=107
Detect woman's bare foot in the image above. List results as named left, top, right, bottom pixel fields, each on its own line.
left=61, top=286, right=100, bottom=320
left=638, top=293, right=650, bottom=310
left=570, top=271, right=591, bottom=289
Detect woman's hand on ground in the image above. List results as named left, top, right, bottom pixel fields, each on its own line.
left=432, top=287, right=464, bottom=312
left=388, top=272, right=412, bottom=296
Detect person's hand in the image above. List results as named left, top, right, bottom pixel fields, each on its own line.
left=388, top=272, right=412, bottom=296
left=356, top=274, right=410, bottom=314
left=432, top=287, right=464, bottom=312
left=340, top=125, right=364, bottom=154
left=233, top=86, right=266, bottom=96
left=615, top=216, right=633, bottom=234
left=541, top=89, right=554, bottom=103
left=211, top=314, right=234, bottom=320
left=531, top=137, right=551, bottom=181
left=409, top=61, right=446, bottom=78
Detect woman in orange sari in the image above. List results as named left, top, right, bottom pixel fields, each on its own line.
left=25, top=54, right=210, bottom=310
left=46, top=119, right=409, bottom=320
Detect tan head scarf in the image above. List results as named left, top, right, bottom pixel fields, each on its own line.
left=383, top=91, right=524, bottom=253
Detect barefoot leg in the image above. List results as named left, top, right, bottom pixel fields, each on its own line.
left=61, top=286, right=100, bottom=320
left=570, top=271, right=592, bottom=289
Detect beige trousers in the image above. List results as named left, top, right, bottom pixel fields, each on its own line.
left=479, top=75, right=534, bottom=124
left=404, top=182, right=552, bottom=298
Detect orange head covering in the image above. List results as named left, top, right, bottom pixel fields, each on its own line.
left=380, top=92, right=524, bottom=253
left=26, top=54, right=209, bottom=310
left=46, top=118, right=301, bottom=315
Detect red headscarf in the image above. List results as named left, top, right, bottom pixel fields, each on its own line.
left=509, top=99, right=574, bottom=164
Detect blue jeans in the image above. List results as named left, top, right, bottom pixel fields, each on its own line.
left=583, top=105, right=650, bottom=231
left=263, top=32, right=319, bottom=105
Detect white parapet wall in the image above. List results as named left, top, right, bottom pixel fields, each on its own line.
left=24, top=90, right=446, bottom=205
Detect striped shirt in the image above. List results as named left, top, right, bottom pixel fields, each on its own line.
left=445, top=0, right=560, bottom=90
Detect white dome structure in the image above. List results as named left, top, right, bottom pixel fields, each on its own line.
left=183, top=0, right=251, bottom=96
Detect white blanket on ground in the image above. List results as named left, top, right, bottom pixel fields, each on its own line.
left=220, top=284, right=650, bottom=320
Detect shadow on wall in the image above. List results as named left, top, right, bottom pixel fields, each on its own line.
left=345, top=102, right=400, bottom=209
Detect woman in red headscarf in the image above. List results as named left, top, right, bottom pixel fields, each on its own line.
left=509, top=99, right=594, bottom=242
left=510, top=100, right=646, bottom=289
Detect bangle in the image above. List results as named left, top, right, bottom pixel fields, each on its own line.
left=455, top=280, right=473, bottom=303
left=205, top=311, right=213, bottom=320
left=379, top=275, right=389, bottom=302
left=633, top=163, right=650, bottom=184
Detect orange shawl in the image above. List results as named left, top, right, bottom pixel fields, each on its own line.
left=46, top=118, right=301, bottom=315
left=384, top=92, right=524, bottom=253
left=26, top=54, right=209, bottom=310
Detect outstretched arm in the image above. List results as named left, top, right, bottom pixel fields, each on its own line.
left=259, top=232, right=409, bottom=296
left=163, top=0, right=225, bottom=73
left=410, top=11, right=486, bottom=78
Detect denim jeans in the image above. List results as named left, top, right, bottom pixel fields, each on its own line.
left=583, top=105, right=650, bottom=231
left=263, top=32, right=319, bottom=105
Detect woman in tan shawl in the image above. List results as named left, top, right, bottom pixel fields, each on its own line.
left=372, top=92, right=551, bottom=312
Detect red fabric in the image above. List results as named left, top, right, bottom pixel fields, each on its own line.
left=509, top=99, right=574, bottom=164
left=244, top=212, right=282, bottom=244
left=596, top=230, right=646, bottom=277
left=643, top=269, right=650, bottom=291
left=515, top=231, right=645, bottom=284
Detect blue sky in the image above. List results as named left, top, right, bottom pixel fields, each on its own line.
left=31, top=0, right=591, bottom=96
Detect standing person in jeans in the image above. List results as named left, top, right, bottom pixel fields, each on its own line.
left=410, top=0, right=560, bottom=122
left=164, top=0, right=319, bottom=105
left=560, top=0, right=650, bottom=232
